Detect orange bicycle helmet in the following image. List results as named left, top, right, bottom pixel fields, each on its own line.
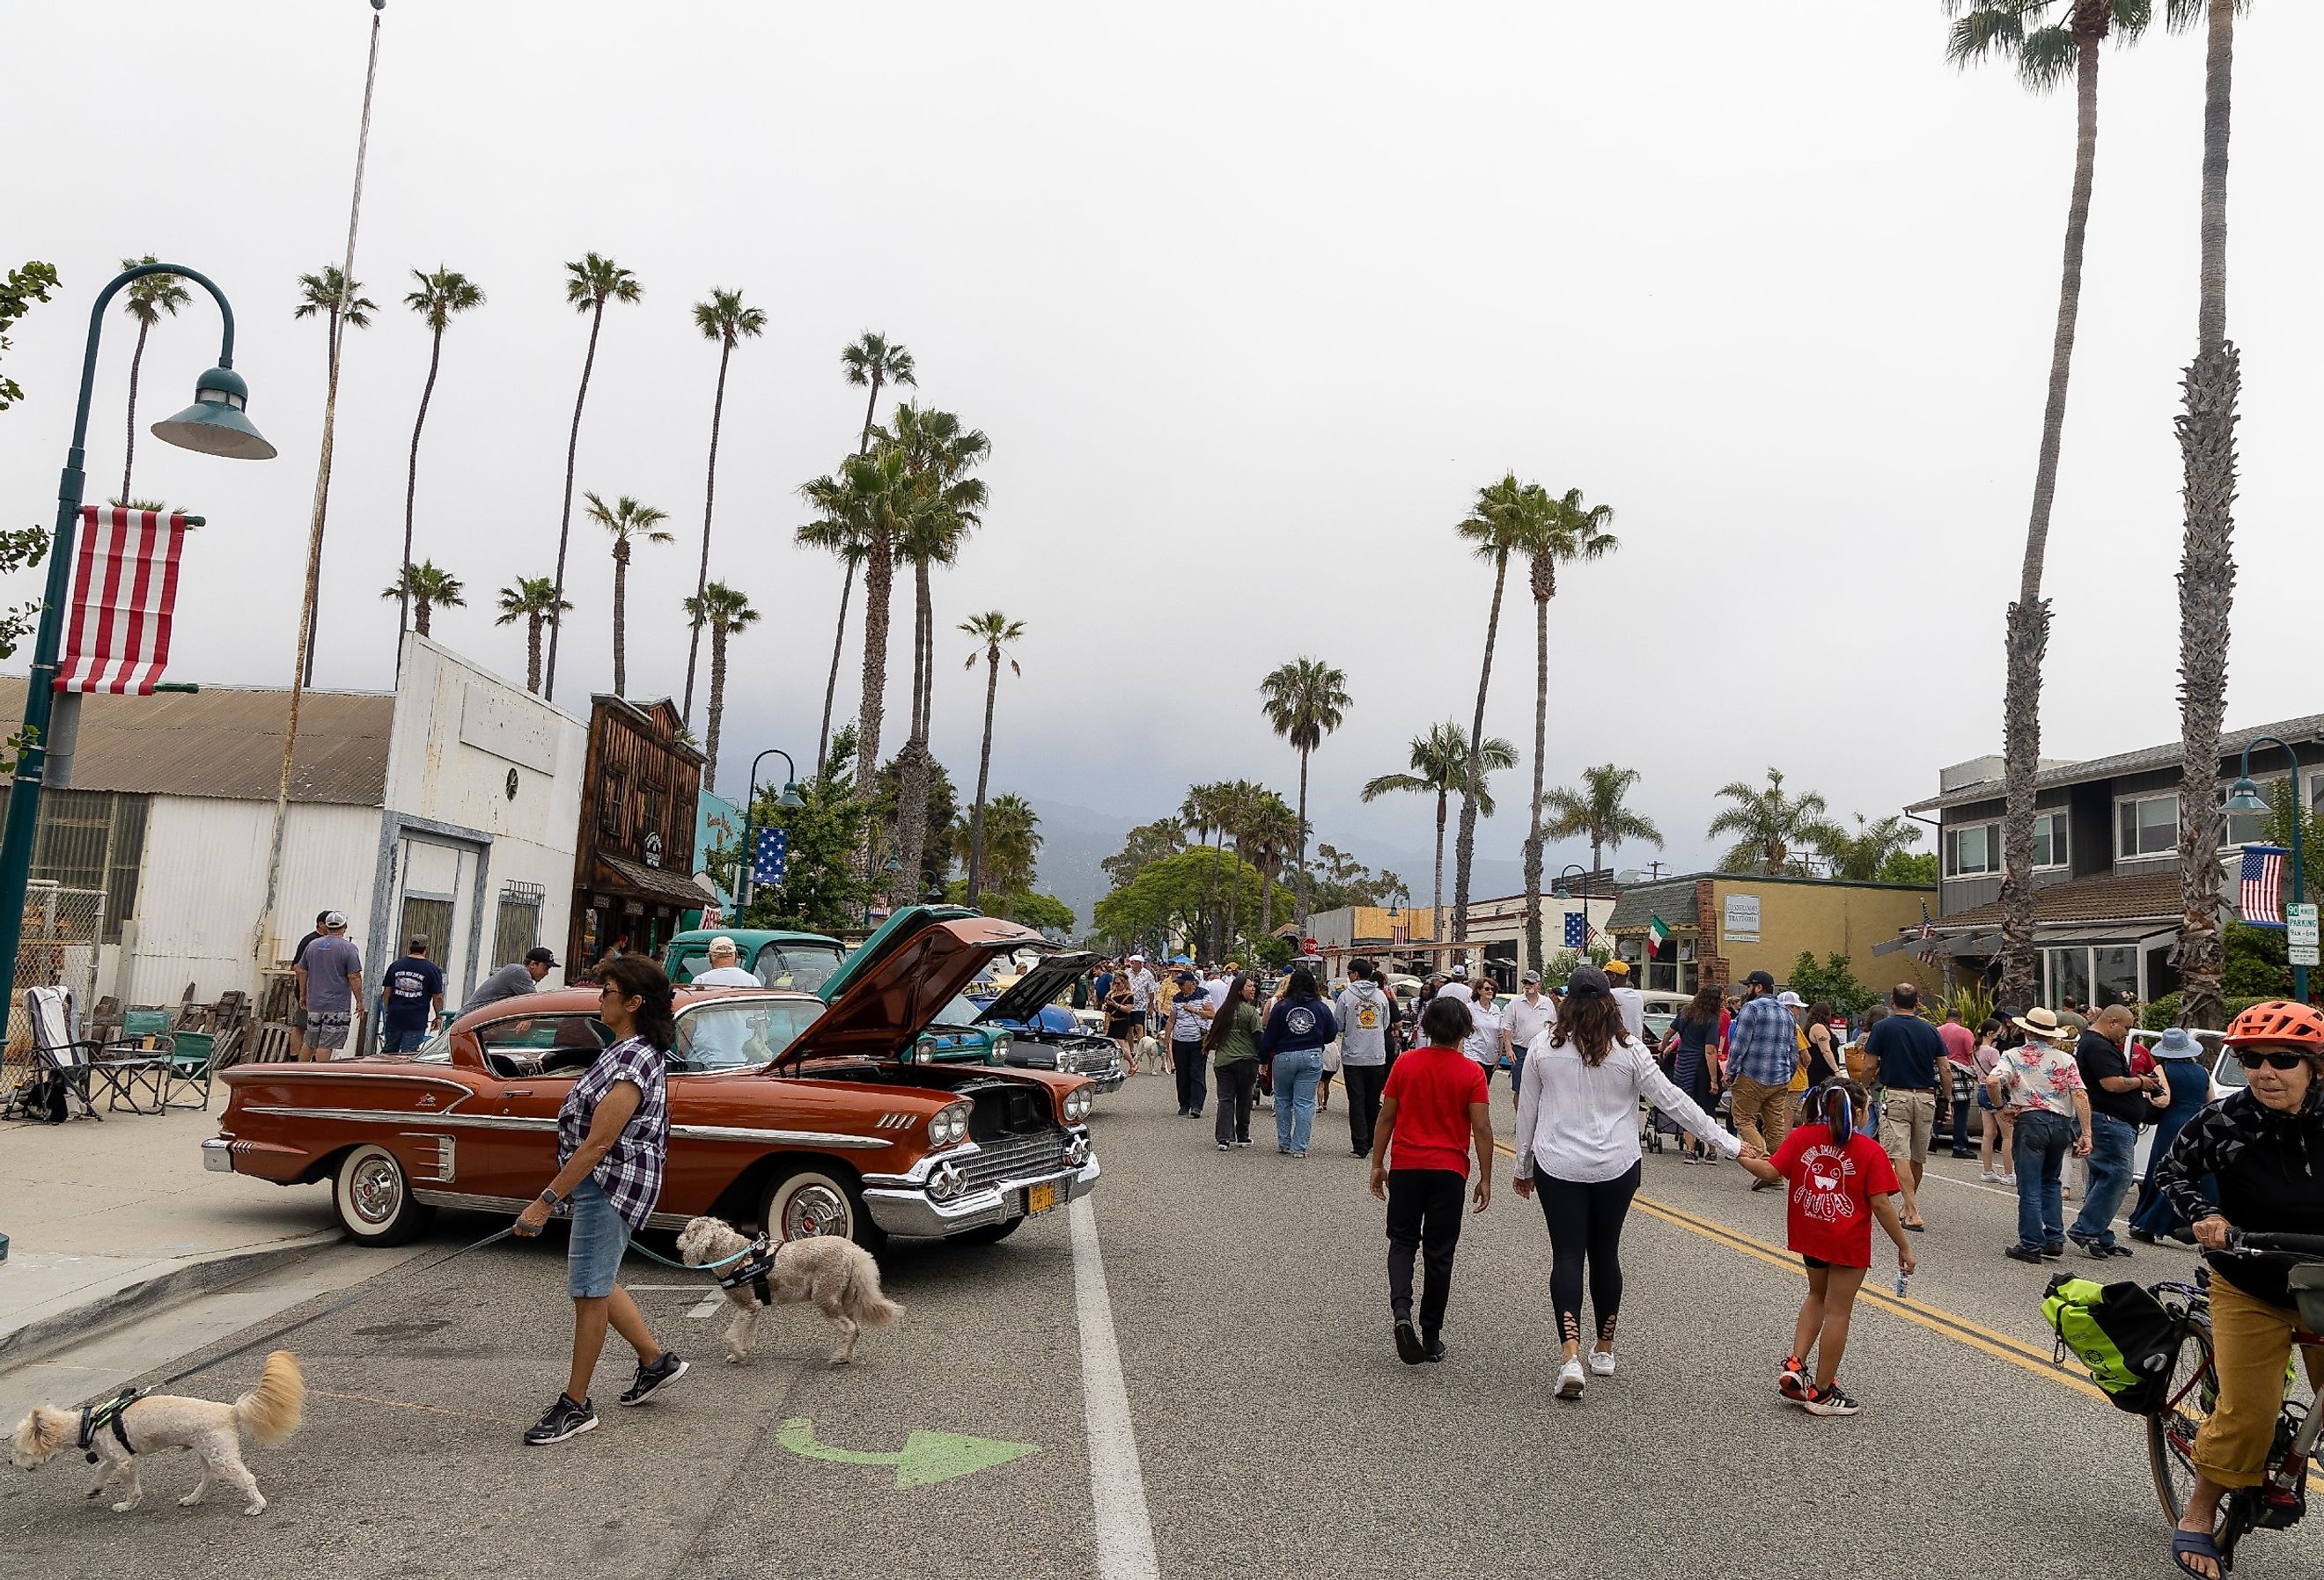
left=2222, top=1000, right=2324, bottom=1050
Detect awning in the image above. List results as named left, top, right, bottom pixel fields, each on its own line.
left=590, top=852, right=717, bottom=910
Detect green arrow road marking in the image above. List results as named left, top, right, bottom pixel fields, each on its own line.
left=776, top=1417, right=1040, bottom=1488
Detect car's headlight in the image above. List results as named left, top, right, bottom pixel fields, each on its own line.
left=1063, top=1085, right=1094, bottom=1123
left=1054, top=1049, right=1080, bottom=1074
left=927, top=1101, right=972, bottom=1147
left=988, top=1032, right=1011, bottom=1066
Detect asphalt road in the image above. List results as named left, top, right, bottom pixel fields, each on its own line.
left=6, top=1067, right=2320, bottom=1580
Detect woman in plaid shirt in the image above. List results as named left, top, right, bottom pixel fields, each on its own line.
left=513, top=956, right=688, bottom=1444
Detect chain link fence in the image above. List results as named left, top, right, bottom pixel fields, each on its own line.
left=4, top=880, right=107, bottom=1086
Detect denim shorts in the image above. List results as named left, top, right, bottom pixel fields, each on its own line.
left=565, top=1177, right=631, bottom=1299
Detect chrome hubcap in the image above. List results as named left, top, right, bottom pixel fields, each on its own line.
left=782, top=1182, right=849, bottom=1239
left=350, top=1155, right=401, bottom=1225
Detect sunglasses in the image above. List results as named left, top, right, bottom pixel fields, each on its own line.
left=2234, top=1049, right=2312, bottom=1072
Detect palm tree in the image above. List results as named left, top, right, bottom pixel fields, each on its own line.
left=1707, top=768, right=1842, bottom=876
left=814, top=334, right=917, bottom=772
left=1515, top=485, right=1618, bottom=968
left=584, top=492, right=673, bottom=697
left=396, top=268, right=485, bottom=669
left=115, top=258, right=188, bottom=503
left=1541, top=764, right=1665, bottom=882
left=1241, top=790, right=1302, bottom=939
left=1814, top=813, right=1926, bottom=882
left=798, top=507, right=871, bottom=781
left=1450, top=474, right=1531, bottom=942
left=682, top=582, right=759, bottom=795
left=1180, top=781, right=1239, bottom=958
left=1945, top=0, right=2155, bottom=1008
left=1363, top=722, right=1518, bottom=949
left=979, top=792, right=1043, bottom=898
left=680, top=288, right=767, bottom=725
left=1258, top=657, right=1351, bottom=935
left=495, top=577, right=570, bottom=694
left=544, top=254, right=643, bottom=701
left=959, top=611, right=1026, bottom=900
left=1217, top=778, right=1266, bottom=952
left=800, top=445, right=921, bottom=845
left=379, top=560, right=465, bottom=638
left=2171, top=0, right=2246, bottom=1030
left=290, top=265, right=377, bottom=687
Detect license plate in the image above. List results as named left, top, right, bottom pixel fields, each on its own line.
left=1025, top=1180, right=1060, bottom=1216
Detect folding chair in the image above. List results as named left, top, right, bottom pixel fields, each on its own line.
left=22, top=987, right=170, bottom=1117
left=160, top=1030, right=215, bottom=1111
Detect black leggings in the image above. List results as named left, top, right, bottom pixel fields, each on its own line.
left=1534, top=1162, right=1643, bottom=1348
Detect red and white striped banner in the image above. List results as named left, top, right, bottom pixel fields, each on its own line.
left=53, top=506, right=194, bottom=694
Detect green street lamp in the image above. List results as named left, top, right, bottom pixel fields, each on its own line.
left=736, top=747, right=805, bottom=909
left=0, top=263, right=273, bottom=1007
left=2224, top=733, right=2309, bottom=1003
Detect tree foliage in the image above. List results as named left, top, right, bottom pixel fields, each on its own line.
left=1877, top=849, right=1940, bottom=886
left=1709, top=768, right=1841, bottom=876
left=1101, top=818, right=1188, bottom=889
left=1092, top=849, right=1292, bottom=958
left=1815, top=812, right=1925, bottom=882
left=728, top=728, right=872, bottom=936
left=1784, top=951, right=1877, bottom=1017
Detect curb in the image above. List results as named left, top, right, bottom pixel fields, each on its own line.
left=0, top=1230, right=345, bottom=1374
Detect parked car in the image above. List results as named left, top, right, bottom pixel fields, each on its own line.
left=963, top=952, right=1126, bottom=1095
left=662, top=926, right=847, bottom=993
left=207, top=906, right=1098, bottom=1249
left=1639, top=989, right=1692, bottom=1045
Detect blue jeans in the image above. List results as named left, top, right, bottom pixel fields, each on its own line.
left=2012, top=1109, right=2073, bottom=1251
left=1509, top=1047, right=1527, bottom=1096
left=1273, top=1047, right=1324, bottom=1153
left=381, top=1026, right=429, bottom=1053
left=2070, top=1112, right=2138, bottom=1250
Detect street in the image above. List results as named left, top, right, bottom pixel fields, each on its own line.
left=6, top=1070, right=2317, bottom=1580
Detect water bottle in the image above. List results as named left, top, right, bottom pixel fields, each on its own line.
left=1895, top=1270, right=1909, bottom=1298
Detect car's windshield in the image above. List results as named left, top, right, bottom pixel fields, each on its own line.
left=754, top=944, right=843, bottom=993
left=2213, top=1047, right=2247, bottom=1090
left=932, top=992, right=986, bottom=1029
left=672, top=998, right=826, bottom=1073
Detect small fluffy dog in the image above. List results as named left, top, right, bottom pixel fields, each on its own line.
left=11, top=1349, right=305, bottom=1516
left=677, top=1216, right=901, bottom=1366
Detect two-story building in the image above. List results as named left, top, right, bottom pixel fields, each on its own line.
left=569, top=695, right=710, bottom=971
left=1908, top=713, right=2324, bottom=1010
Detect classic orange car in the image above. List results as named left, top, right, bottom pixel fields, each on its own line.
left=203, top=908, right=1099, bottom=1248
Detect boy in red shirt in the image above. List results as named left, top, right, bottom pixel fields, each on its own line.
left=1368, top=996, right=1495, bottom=1365
left=1738, top=1078, right=1915, bottom=1416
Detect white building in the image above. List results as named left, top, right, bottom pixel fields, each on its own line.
left=2, top=635, right=585, bottom=1010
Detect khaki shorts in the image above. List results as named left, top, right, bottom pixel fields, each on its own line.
left=1880, top=1087, right=1938, bottom=1168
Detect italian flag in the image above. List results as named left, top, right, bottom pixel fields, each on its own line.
left=1647, top=915, right=1670, bottom=954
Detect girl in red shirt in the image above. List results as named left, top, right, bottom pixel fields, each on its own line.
left=1737, top=1079, right=1915, bottom=1417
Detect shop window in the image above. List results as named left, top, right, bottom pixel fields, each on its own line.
left=2045, top=947, right=2092, bottom=1010
left=2093, top=945, right=2139, bottom=1010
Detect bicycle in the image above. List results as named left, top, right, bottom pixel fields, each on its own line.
left=2146, top=1230, right=2324, bottom=1572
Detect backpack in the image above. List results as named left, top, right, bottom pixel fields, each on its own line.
left=2041, top=1274, right=2181, bottom=1414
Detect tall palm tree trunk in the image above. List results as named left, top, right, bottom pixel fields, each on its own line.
left=300, top=306, right=345, bottom=690
left=704, top=621, right=729, bottom=794
left=1999, top=22, right=2105, bottom=1010
left=816, top=561, right=856, bottom=778
left=1205, top=831, right=1224, bottom=961
left=413, top=595, right=432, bottom=638
left=855, top=533, right=895, bottom=863
left=526, top=614, right=543, bottom=694
left=1452, top=551, right=1511, bottom=943
left=121, top=320, right=151, bottom=503
left=967, top=648, right=999, bottom=898
left=1294, top=747, right=1313, bottom=937
left=894, top=562, right=935, bottom=909
left=1523, top=570, right=1550, bottom=973
left=2175, top=0, right=2240, bottom=1030
left=544, top=301, right=605, bottom=702
left=1226, top=831, right=1245, bottom=952
left=397, top=323, right=445, bottom=675
left=610, top=537, right=629, bottom=697
left=1432, top=791, right=1447, bottom=952
left=682, top=339, right=734, bottom=724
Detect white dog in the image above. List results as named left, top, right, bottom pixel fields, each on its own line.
left=676, top=1216, right=902, bottom=1366
left=11, top=1349, right=305, bottom=1516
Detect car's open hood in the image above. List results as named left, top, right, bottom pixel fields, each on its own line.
left=778, top=906, right=1048, bottom=1068
left=975, top=951, right=1092, bottom=1025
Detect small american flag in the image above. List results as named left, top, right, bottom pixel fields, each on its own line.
left=1916, top=904, right=1941, bottom=966
left=55, top=507, right=194, bottom=694
left=1563, top=912, right=1586, bottom=950
left=2240, top=844, right=2289, bottom=928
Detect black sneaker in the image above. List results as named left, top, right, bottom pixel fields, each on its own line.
left=1394, top=1319, right=1424, bottom=1365
left=2105, top=1243, right=2136, bottom=1258
left=618, top=1351, right=688, bottom=1407
left=1423, top=1334, right=1445, bottom=1363
left=2070, top=1236, right=2112, bottom=1260
left=524, top=1393, right=597, bottom=1445
left=2004, top=1245, right=2045, bottom=1264
left=2041, top=1243, right=2066, bottom=1260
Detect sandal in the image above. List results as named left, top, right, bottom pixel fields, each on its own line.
left=2172, top=1525, right=2223, bottom=1579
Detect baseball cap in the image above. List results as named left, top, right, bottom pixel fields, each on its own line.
left=1745, top=969, right=1777, bottom=989
left=1602, top=959, right=1629, bottom=977
left=1449, top=964, right=1468, bottom=979
left=1522, top=970, right=1541, bottom=984
left=408, top=935, right=428, bottom=951
left=322, top=910, right=348, bottom=930
left=1566, top=966, right=1611, bottom=998
left=525, top=945, right=561, bottom=967
left=1128, top=952, right=1144, bottom=962
left=709, top=936, right=739, bottom=953
left=1777, top=990, right=1806, bottom=1009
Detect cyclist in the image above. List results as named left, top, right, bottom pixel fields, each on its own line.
left=2153, top=1001, right=2324, bottom=1579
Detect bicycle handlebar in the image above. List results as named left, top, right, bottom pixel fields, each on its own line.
left=2227, top=1230, right=2324, bottom=1259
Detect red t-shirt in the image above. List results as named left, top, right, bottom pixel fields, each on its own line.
left=1769, top=1122, right=1900, bottom=1268
left=1382, top=1045, right=1489, bottom=1177
left=1938, top=1019, right=1978, bottom=1071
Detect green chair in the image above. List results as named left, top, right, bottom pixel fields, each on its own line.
left=163, top=1031, right=214, bottom=1111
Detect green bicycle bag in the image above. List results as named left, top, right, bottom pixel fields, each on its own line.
left=2042, top=1275, right=2181, bottom=1415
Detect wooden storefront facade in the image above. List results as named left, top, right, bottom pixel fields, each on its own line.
left=568, top=696, right=708, bottom=974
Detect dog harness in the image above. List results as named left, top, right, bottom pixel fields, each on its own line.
left=77, top=1387, right=142, bottom=1463
left=714, top=1236, right=781, bottom=1306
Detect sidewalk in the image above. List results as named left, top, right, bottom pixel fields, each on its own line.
left=0, top=1106, right=342, bottom=1366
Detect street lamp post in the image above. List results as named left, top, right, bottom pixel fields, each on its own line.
left=0, top=263, right=274, bottom=1003
left=2224, top=736, right=2309, bottom=1003
left=735, top=748, right=805, bottom=909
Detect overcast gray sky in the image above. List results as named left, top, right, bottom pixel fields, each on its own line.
left=5, top=2, right=2319, bottom=886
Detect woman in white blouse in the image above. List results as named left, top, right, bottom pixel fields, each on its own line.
left=1512, top=966, right=1739, bottom=1400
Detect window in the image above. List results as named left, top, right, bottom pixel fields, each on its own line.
left=476, top=1012, right=610, bottom=1069
left=754, top=943, right=844, bottom=993
left=597, top=767, right=629, bottom=840
left=1945, top=822, right=1999, bottom=878
left=493, top=883, right=543, bottom=970
left=2032, top=811, right=2067, bottom=870
left=672, top=999, right=823, bottom=1073
left=399, top=896, right=453, bottom=965
left=2, top=787, right=150, bottom=943
left=2117, top=795, right=2178, bottom=859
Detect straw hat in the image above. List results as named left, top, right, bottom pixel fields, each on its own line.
left=2011, top=1006, right=2071, bottom=1041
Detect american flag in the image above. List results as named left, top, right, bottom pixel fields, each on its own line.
left=1563, top=911, right=1587, bottom=950
left=55, top=507, right=194, bottom=694
left=1916, top=904, right=1941, bottom=966
left=2240, top=844, right=2289, bottom=928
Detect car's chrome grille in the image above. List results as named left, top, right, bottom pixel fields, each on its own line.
left=956, top=1130, right=1068, bottom=1193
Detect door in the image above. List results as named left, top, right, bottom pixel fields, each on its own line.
left=454, top=1007, right=611, bottom=1202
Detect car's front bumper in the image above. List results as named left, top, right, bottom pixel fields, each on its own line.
left=862, top=1152, right=1099, bottom=1238
left=202, top=1136, right=234, bottom=1172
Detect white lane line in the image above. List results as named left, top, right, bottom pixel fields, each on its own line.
left=1070, top=1197, right=1159, bottom=1580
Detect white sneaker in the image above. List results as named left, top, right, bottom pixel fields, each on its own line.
left=1979, top=1169, right=2000, bottom=1183
left=1555, top=1360, right=1585, bottom=1400
left=1586, top=1349, right=1617, bottom=1378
